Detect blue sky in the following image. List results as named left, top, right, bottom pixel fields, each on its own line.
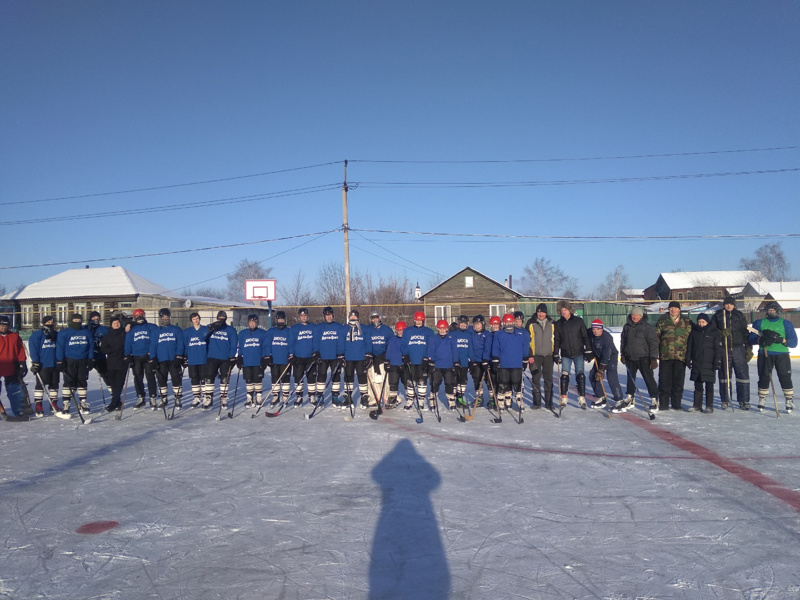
left=1, top=1, right=798, bottom=301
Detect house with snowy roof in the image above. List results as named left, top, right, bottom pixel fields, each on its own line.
left=643, top=270, right=763, bottom=303
left=740, top=280, right=800, bottom=311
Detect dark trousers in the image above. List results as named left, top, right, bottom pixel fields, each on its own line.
left=431, top=368, right=455, bottom=397
left=387, top=364, right=407, bottom=393
left=530, top=354, right=554, bottom=406
left=719, top=345, right=750, bottom=404
left=624, top=358, right=659, bottom=401
left=63, top=358, right=89, bottom=389
left=155, top=360, right=183, bottom=391
left=106, top=368, right=127, bottom=410
left=132, top=355, right=156, bottom=398
left=497, top=368, right=522, bottom=394
left=658, top=359, right=686, bottom=410
left=589, top=363, right=623, bottom=401
left=757, top=353, right=793, bottom=391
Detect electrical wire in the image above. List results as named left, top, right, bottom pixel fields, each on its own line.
left=350, top=230, right=444, bottom=278
left=351, top=228, right=800, bottom=241
left=0, top=230, right=340, bottom=270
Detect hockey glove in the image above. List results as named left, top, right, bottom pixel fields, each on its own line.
left=745, top=346, right=754, bottom=362
left=261, top=356, right=272, bottom=369
left=30, top=362, right=41, bottom=375
left=760, top=329, right=783, bottom=346
left=650, top=359, right=658, bottom=370
left=595, top=368, right=605, bottom=382
left=86, top=359, right=94, bottom=371
left=553, top=355, right=561, bottom=365
left=491, top=358, right=500, bottom=369
left=236, top=356, right=244, bottom=369
left=584, top=351, right=595, bottom=363
left=402, top=355, right=411, bottom=366
left=481, top=359, right=489, bottom=368
left=57, top=361, right=66, bottom=372
left=337, top=355, right=346, bottom=367
left=620, top=356, right=626, bottom=365
left=123, top=356, right=133, bottom=367
left=16, top=361, right=28, bottom=379
left=229, top=356, right=238, bottom=366
left=364, top=354, right=373, bottom=370
left=207, top=321, right=222, bottom=334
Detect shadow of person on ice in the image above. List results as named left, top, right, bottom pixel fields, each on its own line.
left=369, top=438, right=450, bottom=600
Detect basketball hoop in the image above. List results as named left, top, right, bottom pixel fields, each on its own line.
left=245, top=279, right=276, bottom=302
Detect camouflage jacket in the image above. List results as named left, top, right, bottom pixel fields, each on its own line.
left=655, top=314, right=692, bottom=361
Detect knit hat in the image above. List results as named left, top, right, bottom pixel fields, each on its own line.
left=697, top=313, right=710, bottom=325
left=536, top=303, right=548, bottom=314
left=631, top=306, right=644, bottom=317
left=109, top=314, right=122, bottom=325
left=591, top=319, right=603, bottom=329
left=668, top=301, right=681, bottom=310
left=723, top=296, right=736, bottom=306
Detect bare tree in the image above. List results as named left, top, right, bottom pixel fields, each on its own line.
left=0, top=283, right=6, bottom=296
left=226, top=259, right=273, bottom=302
left=181, top=286, right=228, bottom=299
left=282, top=270, right=316, bottom=307
left=519, top=258, right=572, bottom=297
left=740, top=242, right=789, bottom=281
left=595, top=265, right=630, bottom=301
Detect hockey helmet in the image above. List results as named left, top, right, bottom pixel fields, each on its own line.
left=297, top=307, right=309, bottom=316
left=436, top=319, right=449, bottom=330
left=513, top=310, right=524, bottom=321
left=132, top=309, right=145, bottom=319
left=323, top=306, right=334, bottom=316
left=458, top=315, right=469, bottom=324
left=413, top=311, right=425, bottom=322
left=370, top=309, right=381, bottom=320
left=395, top=320, right=407, bottom=332
left=489, top=315, right=501, bottom=325
left=159, top=308, right=171, bottom=318
left=502, top=314, right=514, bottom=330
left=275, top=310, right=287, bottom=321
left=248, top=313, right=259, bottom=323
left=472, top=315, right=485, bottom=324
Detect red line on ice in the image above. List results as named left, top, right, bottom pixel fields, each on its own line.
left=621, top=413, right=800, bottom=512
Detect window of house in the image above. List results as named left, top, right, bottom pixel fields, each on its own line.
left=93, top=302, right=104, bottom=321
left=717, top=291, right=723, bottom=298
left=57, top=304, right=68, bottom=324
left=677, top=293, right=684, bottom=301
left=686, top=292, right=692, bottom=300
left=120, top=302, right=132, bottom=308
left=22, top=305, right=33, bottom=326
left=489, top=304, right=506, bottom=317
left=434, top=305, right=452, bottom=322
left=465, top=276, right=474, bottom=288
left=74, top=303, right=86, bottom=319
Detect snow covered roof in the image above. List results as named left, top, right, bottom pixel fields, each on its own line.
left=3, top=266, right=180, bottom=300
left=762, top=292, right=800, bottom=311
left=742, top=281, right=800, bottom=295
left=659, top=270, right=763, bottom=289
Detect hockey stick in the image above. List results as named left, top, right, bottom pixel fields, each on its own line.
left=169, top=366, right=186, bottom=420
left=67, top=387, right=92, bottom=425
left=593, top=358, right=612, bottom=419
left=18, top=375, right=34, bottom=417
left=343, top=371, right=357, bottom=422
left=368, top=367, right=389, bottom=421
left=623, top=364, right=656, bottom=420
left=35, top=372, right=72, bottom=420
left=97, top=375, right=108, bottom=409
left=516, top=367, right=525, bottom=424
left=722, top=312, right=734, bottom=412
left=769, top=370, right=781, bottom=418
left=458, top=371, right=485, bottom=422
left=307, top=361, right=343, bottom=420
left=486, top=367, right=502, bottom=423
left=405, top=364, right=424, bottom=424
left=226, top=367, right=241, bottom=419
left=267, top=361, right=314, bottom=418
left=254, top=362, right=291, bottom=418
left=427, top=366, right=442, bottom=423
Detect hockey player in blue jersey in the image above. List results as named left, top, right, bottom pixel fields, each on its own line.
left=266, top=311, right=291, bottom=406
left=468, top=315, right=488, bottom=407
left=428, top=320, right=459, bottom=411
left=289, top=308, right=316, bottom=407
left=56, top=313, right=95, bottom=415
left=401, top=310, right=434, bottom=411
left=237, top=314, right=269, bottom=408
left=313, top=306, right=345, bottom=407
left=151, top=308, right=185, bottom=409
left=491, top=313, right=532, bottom=412
left=124, top=308, right=159, bottom=409
left=452, top=315, right=472, bottom=407
left=29, top=315, right=61, bottom=416
left=205, top=310, right=238, bottom=411
left=366, top=310, right=394, bottom=407
left=183, top=313, right=209, bottom=408
left=385, top=321, right=408, bottom=409
left=482, top=315, right=502, bottom=408
left=343, top=310, right=373, bottom=409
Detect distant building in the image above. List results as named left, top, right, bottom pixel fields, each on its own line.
left=621, top=288, right=645, bottom=302
left=643, top=270, right=763, bottom=303
left=740, top=280, right=800, bottom=312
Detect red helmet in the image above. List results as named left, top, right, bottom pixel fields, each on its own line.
left=133, top=309, right=145, bottom=319
left=489, top=316, right=501, bottom=325
left=395, top=320, right=407, bottom=331
left=502, top=314, right=514, bottom=324
left=413, top=311, right=425, bottom=322
left=436, top=319, right=449, bottom=330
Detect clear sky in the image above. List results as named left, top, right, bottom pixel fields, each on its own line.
left=1, top=1, right=798, bottom=301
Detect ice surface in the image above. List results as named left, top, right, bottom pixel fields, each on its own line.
left=1, top=362, right=799, bottom=599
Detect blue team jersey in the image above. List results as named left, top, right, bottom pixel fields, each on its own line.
left=314, top=321, right=345, bottom=359
left=402, top=326, right=434, bottom=365
left=468, top=327, right=488, bottom=362
left=289, top=322, right=315, bottom=358
left=151, top=324, right=186, bottom=361
left=343, top=323, right=372, bottom=360
left=57, top=328, right=94, bottom=361
left=29, top=329, right=58, bottom=367
left=427, top=333, right=459, bottom=368
left=491, top=329, right=531, bottom=368
left=385, top=335, right=405, bottom=367
left=238, top=327, right=269, bottom=367
left=367, top=324, right=394, bottom=356
left=183, top=325, right=209, bottom=366
left=125, top=323, right=159, bottom=357
left=266, top=326, right=291, bottom=364
left=207, top=324, right=238, bottom=360
left=86, top=323, right=109, bottom=357
left=452, top=328, right=472, bottom=365
left=482, top=331, right=497, bottom=361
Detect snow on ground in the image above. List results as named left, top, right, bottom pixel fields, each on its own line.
left=1, top=362, right=800, bottom=599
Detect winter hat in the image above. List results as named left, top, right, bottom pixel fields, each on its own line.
left=723, top=296, right=736, bottom=306
left=536, top=303, right=548, bottom=314
left=697, top=313, right=710, bottom=325
left=591, top=319, right=604, bottom=330
left=41, top=315, right=54, bottom=326
left=216, top=310, right=227, bottom=320
left=109, top=314, right=122, bottom=325
left=631, top=306, right=644, bottom=317
left=88, top=310, right=101, bottom=320
left=556, top=300, right=573, bottom=314
left=668, top=301, right=681, bottom=310
left=70, top=313, right=83, bottom=321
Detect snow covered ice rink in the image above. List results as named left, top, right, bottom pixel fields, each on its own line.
left=2, top=361, right=799, bottom=600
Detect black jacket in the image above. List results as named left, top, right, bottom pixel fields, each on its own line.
left=100, top=327, right=127, bottom=371
left=712, top=308, right=750, bottom=348
left=553, top=314, right=590, bottom=359
left=687, top=321, right=723, bottom=383
left=620, top=315, right=658, bottom=361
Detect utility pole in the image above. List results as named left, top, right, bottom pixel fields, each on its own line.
left=342, top=160, right=352, bottom=316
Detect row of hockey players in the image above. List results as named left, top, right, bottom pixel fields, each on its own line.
left=7, top=296, right=796, bottom=418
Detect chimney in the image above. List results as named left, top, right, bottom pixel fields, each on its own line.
left=508, top=275, right=513, bottom=289
left=504, top=279, right=508, bottom=287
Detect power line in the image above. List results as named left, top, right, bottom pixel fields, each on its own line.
left=351, top=230, right=444, bottom=278
left=351, top=228, right=800, bottom=241
left=1, top=160, right=343, bottom=207
left=0, top=230, right=340, bottom=270
left=1, top=184, right=341, bottom=226
left=354, top=167, right=799, bottom=189
left=349, top=145, right=799, bottom=164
